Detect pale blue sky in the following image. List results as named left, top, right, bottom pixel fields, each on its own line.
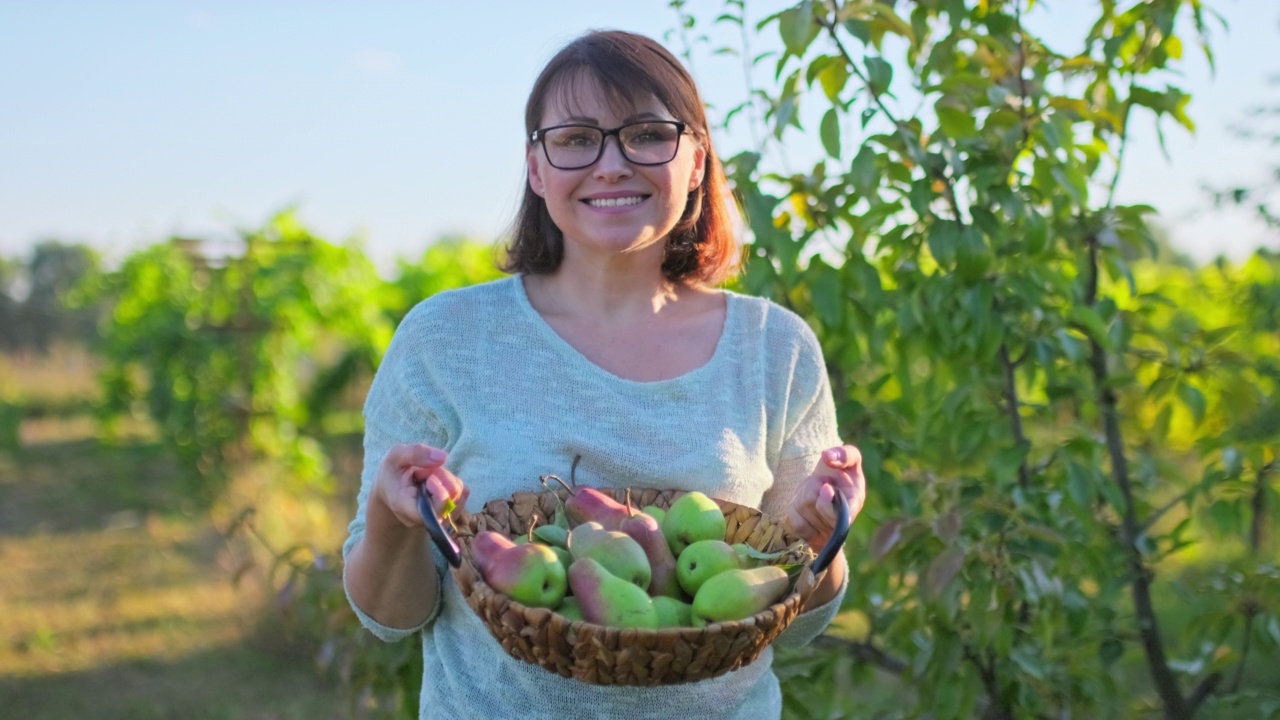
left=1, top=1, right=1277, bottom=272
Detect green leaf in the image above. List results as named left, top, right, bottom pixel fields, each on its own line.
left=818, top=59, right=850, bottom=102
left=820, top=107, right=842, bottom=159
left=1178, top=383, right=1206, bottom=424
left=850, top=144, right=879, bottom=195
left=1099, top=637, right=1125, bottom=666
left=936, top=106, right=977, bottom=138
left=992, top=442, right=1031, bottom=483
left=778, top=3, right=819, bottom=58
left=1069, top=305, right=1112, bottom=349
left=865, top=55, right=893, bottom=96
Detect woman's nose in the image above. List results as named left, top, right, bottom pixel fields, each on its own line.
left=593, top=135, right=633, bottom=179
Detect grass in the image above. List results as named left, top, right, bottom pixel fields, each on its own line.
left=0, top=429, right=356, bottom=718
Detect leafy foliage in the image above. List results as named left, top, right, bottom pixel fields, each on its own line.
left=675, top=1, right=1280, bottom=718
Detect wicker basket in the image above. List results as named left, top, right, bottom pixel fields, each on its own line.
left=449, top=486, right=825, bottom=686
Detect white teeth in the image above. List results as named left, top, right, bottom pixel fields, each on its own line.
left=585, top=196, right=644, bottom=207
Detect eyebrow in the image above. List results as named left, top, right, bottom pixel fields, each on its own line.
left=559, top=111, right=667, bottom=125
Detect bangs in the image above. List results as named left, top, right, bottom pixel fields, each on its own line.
left=525, top=36, right=700, bottom=133
left=539, top=65, right=655, bottom=126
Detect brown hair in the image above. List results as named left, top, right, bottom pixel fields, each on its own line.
left=501, top=30, right=740, bottom=286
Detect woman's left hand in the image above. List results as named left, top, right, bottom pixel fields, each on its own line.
left=783, top=444, right=867, bottom=550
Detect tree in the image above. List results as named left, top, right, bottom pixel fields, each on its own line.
left=671, top=1, right=1278, bottom=718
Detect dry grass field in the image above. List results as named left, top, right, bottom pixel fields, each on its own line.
left=0, top=347, right=355, bottom=719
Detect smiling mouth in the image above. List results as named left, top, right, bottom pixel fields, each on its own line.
left=583, top=195, right=648, bottom=208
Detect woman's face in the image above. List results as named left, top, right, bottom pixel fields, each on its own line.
left=527, top=81, right=706, bottom=268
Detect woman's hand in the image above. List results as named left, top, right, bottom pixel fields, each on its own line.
left=783, top=444, right=867, bottom=550
left=373, top=443, right=469, bottom=528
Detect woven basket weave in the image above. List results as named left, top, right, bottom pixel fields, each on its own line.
left=450, top=486, right=823, bottom=686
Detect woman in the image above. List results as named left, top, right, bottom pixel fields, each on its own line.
left=343, top=29, right=866, bottom=719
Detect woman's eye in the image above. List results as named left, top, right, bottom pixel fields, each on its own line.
left=555, top=131, right=599, bottom=148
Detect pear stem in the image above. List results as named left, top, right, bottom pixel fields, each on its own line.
left=570, top=454, right=582, bottom=487
left=543, top=474, right=575, bottom=496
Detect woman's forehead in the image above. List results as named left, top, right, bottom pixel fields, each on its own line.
left=539, top=70, right=670, bottom=125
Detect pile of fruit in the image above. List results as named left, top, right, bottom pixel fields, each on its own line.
left=468, top=483, right=799, bottom=630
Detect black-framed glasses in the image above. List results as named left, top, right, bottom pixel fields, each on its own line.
left=530, top=121, right=688, bottom=170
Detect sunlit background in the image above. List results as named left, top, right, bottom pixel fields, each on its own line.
left=2, top=1, right=1277, bottom=270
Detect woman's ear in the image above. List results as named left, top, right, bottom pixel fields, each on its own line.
left=527, top=144, right=546, bottom=197
left=688, top=143, right=708, bottom=192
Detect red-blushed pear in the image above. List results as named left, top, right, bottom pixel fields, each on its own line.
left=691, top=565, right=790, bottom=624
left=661, top=491, right=726, bottom=556
left=576, top=531, right=651, bottom=590
left=471, top=531, right=567, bottom=609
left=676, top=539, right=741, bottom=596
left=470, top=530, right=517, bottom=572
left=563, top=487, right=633, bottom=530
left=566, top=521, right=611, bottom=558
left=568, top=558, right=659, bottom=630
left=619, top=511, right=682, bottom=598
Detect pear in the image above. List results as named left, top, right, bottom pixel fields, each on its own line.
left=676, top=539, right=741, bottom=596
left=652, top=596, right=693, bottom=628
left=474, top=536, right=567, bottom=609
left=640, top=505, right=666, bottom=524
left=577, top=531, right=651, bottom=590
left=556, top=596, right=584, bottom=622
left=549, top=545, right=573, bottom=573
left=563, top=487, right=632, bottom=530
left=470, top=530, right=517, bottom=571
left=661, top=491, right=726, bottom=556
left=566, top=521, right=610, bottom=558
left=692, top=566, right=790, bottom=624
left=568, top=558, right=659, bottom=629
left=619, top=511, right=681, bottom=598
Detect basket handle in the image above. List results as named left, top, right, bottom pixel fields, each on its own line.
left=809, top=489, right=850, bottom=576
left=417, top=482, right=462, bottom=568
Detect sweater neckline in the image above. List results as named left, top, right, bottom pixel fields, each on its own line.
left=509, top=274, right=737, bottom=388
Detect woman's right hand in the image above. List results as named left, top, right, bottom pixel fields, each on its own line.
left=373, top=443, right=469, bottom=529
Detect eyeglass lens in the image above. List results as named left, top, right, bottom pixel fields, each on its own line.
left=541, top=122, right=682, bottom=169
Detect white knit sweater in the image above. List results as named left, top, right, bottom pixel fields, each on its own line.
left=343, top=274, right=847, bottom=719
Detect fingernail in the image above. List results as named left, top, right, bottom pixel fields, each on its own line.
left=429, top=449, right=446, bottom=463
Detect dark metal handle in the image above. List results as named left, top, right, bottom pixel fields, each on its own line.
left=417, top=482, right=461, bottom=568
left=810, top=489, right=850, bottom=576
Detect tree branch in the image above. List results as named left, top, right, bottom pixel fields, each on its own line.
left=999, top=343, right=1031, bottom=489
left=1084, top=233, right=1190, bottom=719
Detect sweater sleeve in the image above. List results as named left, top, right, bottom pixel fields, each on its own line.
left=342, top=306, right=452, bottom=642
left=759, top=314, right=847, bottom=649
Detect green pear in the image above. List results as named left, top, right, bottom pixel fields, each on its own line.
left=692, top=565, right=790, bottom=624
left=641, top=505, right=666, bottom=525
left=568, top=558, right=659, bottom=629
left=661, top=491, right=726, bottom=556
left=676, top=539, right=741, bottom=596
left=477, top=539, right=568, bottom=609
left=652, top=596, right=693, bottom=628
left=578, top=532, right=652, bottom=590
left=556, top=596, right=584, bottom=622
left=550, top=545, right=573, bottom=573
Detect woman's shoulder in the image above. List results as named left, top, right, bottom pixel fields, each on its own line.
left=725, top=289, right=821, bottom=349
left=400, top=275, right=518, bottom=329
